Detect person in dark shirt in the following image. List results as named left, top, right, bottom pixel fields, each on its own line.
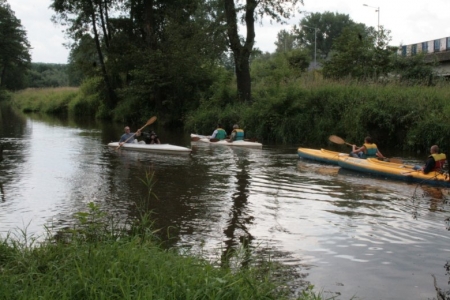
left=414, top=145, right=447, bottom=174
left=144, top=131, right=161, bottom=144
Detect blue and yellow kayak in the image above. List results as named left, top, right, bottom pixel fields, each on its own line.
left=298, top=148, right=349, bottom=165
left=338, top=156, right=450, bottom=187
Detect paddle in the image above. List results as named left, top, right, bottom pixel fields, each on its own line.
left=116, top=116, right=157, bottom=150
left=191, top=136, right=201, bottom=141
left=329, top=135, right=353, bottom=146
left=386, top=157, right=403, bottom=164
left=329, top=135, right=403, bottom=164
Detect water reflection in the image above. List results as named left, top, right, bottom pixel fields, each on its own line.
left=221, top=148, right=254, bottom=268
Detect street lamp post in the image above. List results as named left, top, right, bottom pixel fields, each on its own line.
left=363, top=4, right=380, bottom=32
left=302, top=25, right=317, bottom=69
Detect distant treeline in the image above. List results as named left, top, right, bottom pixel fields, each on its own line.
left=26, top=63, right=80, bottom=88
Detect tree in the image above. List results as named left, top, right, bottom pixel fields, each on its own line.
left=51, top=0, right=116, bottom=108
left=274, top=30, right=296, bottom=53
left=294, top=11, right=358, bottom=63
left=322, top=25, right=395, bottom=80
left=223, top=0, right=303, bottom=102
left=391, top=52, right=435, bottom=85
left=0, top=0, right=31, bottom=90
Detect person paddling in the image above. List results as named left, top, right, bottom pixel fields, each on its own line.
left=119, top=126, right=141, bottom=146
left=350, top=136, right=385, bottom=159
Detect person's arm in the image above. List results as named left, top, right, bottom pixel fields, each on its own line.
left=135, top=129, right=141, bottom=137
left=352, top=145, right=365, bottom=153
left=376, top=150, right=385, bottom=159
left=423, top=157, right=436, bottom=174
left=229, top=131, right=236, bottom=141
left=156, top=138, right=161, bottom=144
left=210, top=129, right=218, bottom=139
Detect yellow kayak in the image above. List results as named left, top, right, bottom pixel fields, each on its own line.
left=298, top=148, right=349, bottom=165
left=338, top=156, right=450, bottom=187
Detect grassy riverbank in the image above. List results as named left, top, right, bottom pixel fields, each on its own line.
left=0, top=202, right=321, bottom=300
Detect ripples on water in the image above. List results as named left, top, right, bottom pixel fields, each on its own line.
left=1, top=110, right=450, bottom=300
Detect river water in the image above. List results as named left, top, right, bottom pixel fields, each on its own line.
left=0, top=104, right=449, bottom=300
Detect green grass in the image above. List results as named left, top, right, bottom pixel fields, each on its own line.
left=11, top=87, right=79, bottom=114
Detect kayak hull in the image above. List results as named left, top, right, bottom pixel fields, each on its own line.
left=338, top=156, right=450, bottom=187
left=298, top=147, right=349, bottom=165
left=190, top=134, right=262, bottom=148
left=108, top=142, right=192, bottom=154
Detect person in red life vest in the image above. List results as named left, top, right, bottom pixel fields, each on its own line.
left=414, top=145, right=447, bottom=174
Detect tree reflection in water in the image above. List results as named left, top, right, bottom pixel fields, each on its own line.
left=221, top=149, right=254, bottom=269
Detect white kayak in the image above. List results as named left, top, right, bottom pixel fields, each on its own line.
left=108, top=142, right=192, bottom=154
left=190, top=134, right=262, bottom=148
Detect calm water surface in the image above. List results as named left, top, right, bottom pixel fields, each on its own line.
left=1, top=105, right=449, bottom=300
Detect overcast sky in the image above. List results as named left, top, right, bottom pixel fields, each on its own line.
left=6, top=0, right=450, bottom=64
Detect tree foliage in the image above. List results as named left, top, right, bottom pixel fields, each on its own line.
left=0, top=0, right=31, bottom=90
left=26, top=63, right=71, bottom=88
left=322, top=26, right=395, bottom=80
left=294, top=11, right=358, bottom=62
left=274, top=30, right=296, bottom=53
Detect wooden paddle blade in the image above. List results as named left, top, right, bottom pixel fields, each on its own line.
left=139, top=116, right=157, bottom=131
left=388, top=158, right=403, bottom=164
left=191, top=137, right=201, bottom=141
left=329, top=135, right=346, bottom=145
left=209, top=138, right=219, bottom=142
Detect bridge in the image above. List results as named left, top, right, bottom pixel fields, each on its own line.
left=401, top=36, right=450, bottom=76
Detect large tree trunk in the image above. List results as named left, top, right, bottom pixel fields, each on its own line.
left=143, top=0, right=157, bottom=50
left=88, top=0, right=116, bottom=108
left=0, top=65, right=6, bottom=87
left=98, top=0, right=110, bottom=48
left=224, top=0, right=256, bottom=102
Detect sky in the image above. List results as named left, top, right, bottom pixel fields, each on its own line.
left=6, top=0, right=450, bottom=64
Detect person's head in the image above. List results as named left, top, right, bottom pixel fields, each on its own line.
left=364, top=136, right=373, bottom=144
left=217, top=123, right=222, bottom=128
left=124, top=126, right=130, bottom=133
left=233, top=124, right=239, bottom=129
left=430, top=145, right=439, bottom=153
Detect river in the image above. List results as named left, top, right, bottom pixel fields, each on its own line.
left=0, top=104, right=449, bottom=300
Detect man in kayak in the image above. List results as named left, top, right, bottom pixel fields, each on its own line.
left=119, top=126, right=141, bottom=145
left=229, top=124, right=244, bottom=141
left=414, top=145, right=447, bottom=174
left=350, top=136, right=385, bottom=159
left=210, top=124, right=227, bottom=140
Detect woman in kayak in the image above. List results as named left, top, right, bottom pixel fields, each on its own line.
left=350, top=136, right=385, bottom=159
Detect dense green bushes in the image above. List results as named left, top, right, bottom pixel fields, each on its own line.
left=185, top=79, right=450, bottom=151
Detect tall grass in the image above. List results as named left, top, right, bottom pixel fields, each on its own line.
left=12, top=87, right=79, bottom=114
left=185, top=78, right=450, bottom=151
